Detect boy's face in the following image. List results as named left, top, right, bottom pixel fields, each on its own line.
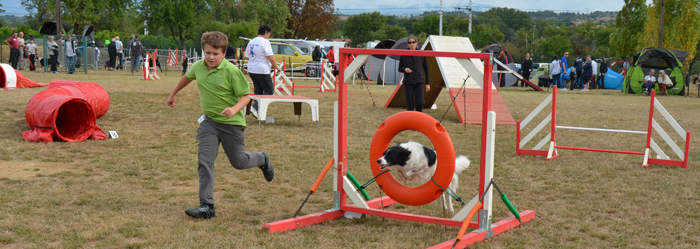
left=203, top=44, right=225, bottom=70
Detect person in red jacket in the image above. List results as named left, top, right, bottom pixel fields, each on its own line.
left=328, top=45, right=337, bottom=76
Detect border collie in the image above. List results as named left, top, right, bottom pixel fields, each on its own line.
left=376, top=141, right=470, bottom=213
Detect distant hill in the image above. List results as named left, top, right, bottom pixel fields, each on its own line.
left=526, top=11, right=617, bottom=25
left=0, top=15, right=27, bottom=26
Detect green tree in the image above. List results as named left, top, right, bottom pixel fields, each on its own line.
left=476, top=7, right=531, bottom=42
left=642, top=0, right=700, bottom=72
left=284, top=0, right=334, bottom=39
left=610, top=0, right=647, bottom=58
left=535, top=35, right=572, bottom=61
left=374, top=24, right=408, bottom=41
left=240, top=0, right=290, bottom=36
left=412, top=13, right=439, bottom=36
left=142, top=0, right=206, bottom=41
left=343, top=12, right=386, bottom=46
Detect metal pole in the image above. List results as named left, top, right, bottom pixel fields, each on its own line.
left=439, top=0, right=443, bottom=36
left=468, top=0, right=472, bottom=33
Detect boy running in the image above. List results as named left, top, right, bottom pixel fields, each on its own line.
left=167, top=31, right=274, bottom=219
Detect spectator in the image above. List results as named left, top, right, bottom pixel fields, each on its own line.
left=356, top=44, right=367, bottom=80
left=497, top=50, right=508, bottom=87
left=549, top=56, right=561, bottom=90
left=398, top=36, right=430, bottom=112
left=226, top=43, right=235, bottom=60
left=572, top=55, right=583, bottom=90
left=126, top=35, right=135, bottom=60
left=26, top=38, right=37, bottom=72
left=560, top=52, right=569, bottom=90
left=520, top=53, right=533, bottom=87
left=108, top=38, right=118, bottom=71
left=18, top=32, right=27, bottom=70
left=328, top=45, right=336, bottom=76
left=582, top=56, right=593, bottom=92
left=657, top=70, right=672, bottom=96
left=47, top=36, right=59, bottom=73
left=130, top=35, right=144, bottom=74
left=599, top=57, right=608, bottom=89
left=115, top=36, right=124, bottom=70
left=182, top=53, right=188, bottom=76
left=62, top=35, right=78, bottom=74
left=312, top=45, right=322, bottom=62
left=643, top=69, right=656, bottom=95
left=93, top=46, right=100, bottom=70
left=591, top=57, right=598, bottom=89
left=244, top=24, right=282, bottom=116
left=4, top=32, right=19, bottom=69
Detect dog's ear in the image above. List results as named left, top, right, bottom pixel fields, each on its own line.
left=399, top=149, right=411, bottom=161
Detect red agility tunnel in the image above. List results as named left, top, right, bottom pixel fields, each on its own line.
left=23, top=81, right=110, bottom=143
left=1, top=63, right=47, bottom=90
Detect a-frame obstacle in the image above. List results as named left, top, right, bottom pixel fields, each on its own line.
left=262, top=48, right=534, bottom=248
left=384, top=36, right=516, bottom=125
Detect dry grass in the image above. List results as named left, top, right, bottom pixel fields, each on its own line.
left=0, top=69, right=699, bottom=248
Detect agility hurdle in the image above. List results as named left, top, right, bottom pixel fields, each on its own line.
left=140, top=50, right=160, bottom=81
left=517, top=86, right=690, bottom=168
left=263, top=49, right=534, bottom=248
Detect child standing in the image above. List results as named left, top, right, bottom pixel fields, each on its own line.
left=26, top=39, right=37, bottom=72
left=167, top=31, right=274, bottom=219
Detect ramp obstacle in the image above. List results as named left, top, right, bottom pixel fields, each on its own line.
left=492, top=58, right=543, bottom=92
left=263, top=49, right=534, bottom=248
left=517, top=86, right=690, bottom=168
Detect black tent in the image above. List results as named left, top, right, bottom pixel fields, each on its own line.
left=39, top=21, right=75, bottom=35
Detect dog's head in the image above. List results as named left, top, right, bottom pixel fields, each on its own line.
left=376, top=145, right=411, bottom=170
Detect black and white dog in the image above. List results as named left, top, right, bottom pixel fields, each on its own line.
left=376, top=141, right=470, bottom=213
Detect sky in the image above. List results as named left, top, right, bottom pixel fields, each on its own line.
left=1, top=0, right=654, bottom=17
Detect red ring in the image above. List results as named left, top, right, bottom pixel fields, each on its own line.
left=369, top=111, right=455, bottom=206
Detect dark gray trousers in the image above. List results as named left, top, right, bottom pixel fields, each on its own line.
left=197, top=116, right=265, bottom=205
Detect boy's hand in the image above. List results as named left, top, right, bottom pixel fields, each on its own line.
left=405, top=68, right=412, bottom=74
left=167, top=95, right=176, bottom=107
left=220, top=106, right=241, bottom=119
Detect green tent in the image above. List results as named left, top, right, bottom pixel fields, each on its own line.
left=623, top=48, right=689, bottom=95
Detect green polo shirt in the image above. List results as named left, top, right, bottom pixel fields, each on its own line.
left=185, top=59, right=250, bottom=126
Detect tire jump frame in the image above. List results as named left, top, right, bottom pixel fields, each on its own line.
left=517, top=86, right=690, bottom=168
left=263, top=49, right=534, bottom=248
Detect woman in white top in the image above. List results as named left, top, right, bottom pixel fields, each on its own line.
left=47, top=36, right=59, bottom=73
left=643, top=69, right=656, bottom=95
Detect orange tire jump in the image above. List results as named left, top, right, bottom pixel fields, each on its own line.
left=369, top=111, right=455, bottom=206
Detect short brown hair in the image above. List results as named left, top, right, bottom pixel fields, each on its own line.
left=201, top=31, right=228, bottom=53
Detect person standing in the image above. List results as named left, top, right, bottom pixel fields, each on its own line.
left=130, top=35, right=144, bottom=74
left=398, top=36, right=430, bottom=112
left=244, top=24, right=282, bottom=116
left=17, top=32, right=27, bottom=70
left=26, top=38, right=37, bottom=72
left=549, top=56, right=561, bottom=90
left=590, top=57, right=599, bottom=89
left=167, top=31, right=274, bottom=219
left=328, top=45, right=336, bottom=76
left=582, top=56, right=593, bottom=91
left=599, top=57, right=608, bottom=89
left=311, top=45, right=321, bottom=62
left=225, top=43, right=235, bottom=60
left=560, top=51, right=569, bottom=90
left=62, top=35, right=77, bottom=74
left=47, top=36, right=59, bottom=73
left=4, top=32, right=19, bottom=69
left=93, top=46, right=101, bottom=70
left=108, top=38, right=118, bottom=71
left=115, top=36, right=124, bottom=70
left=497, top=50, right=508, bottom=87
left=520, top=53, right=533, bottom=87
left=572, top=55, right=583, bottom=90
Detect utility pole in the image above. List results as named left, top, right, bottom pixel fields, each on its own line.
left=55, top=0, right=61, bottom=35
left=468, top=0, right=472, bottom=33
left=439, top=0, right=443, bottom=36
left=455, top=1, right=473, bottom=34
left=658, top=0, right=665, bottom=47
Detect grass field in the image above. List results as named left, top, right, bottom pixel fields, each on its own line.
left=0, top=69, right=699, bottom=248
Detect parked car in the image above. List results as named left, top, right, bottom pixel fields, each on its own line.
left=270, top=42, right=313, bottom=70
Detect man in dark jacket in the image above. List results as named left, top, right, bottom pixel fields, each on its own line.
left=572, top=55, right=583, bottom=90
left=398, top=37, right=429, bottom=112
left=599, top=57, right=608, bottom=89
left=520, top=53, right=533, bottom=87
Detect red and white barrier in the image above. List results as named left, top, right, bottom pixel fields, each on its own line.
left=141, top=51, right=160, bottom=81
left=319, top=59, right=336, bottom=92
left=516, top=85, right=690, bottom=168
left=271, top=60, right=293, bottom=95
